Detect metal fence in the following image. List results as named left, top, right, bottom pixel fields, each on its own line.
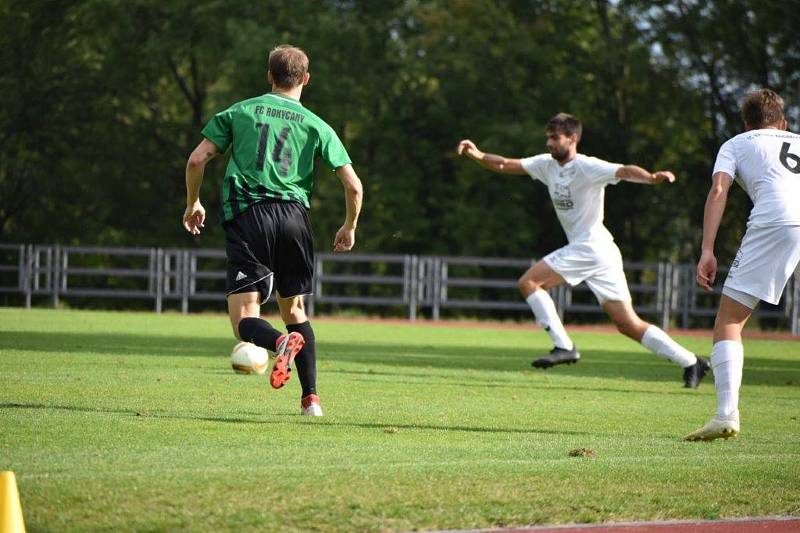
left=1, top=243, right=798, bottom=334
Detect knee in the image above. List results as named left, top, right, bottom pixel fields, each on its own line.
left=278, top=296, right=308, bottom=324
left=279, top=299, right=307, bottom=324
left=713, top=312, right=736, bottom=333
left=518, top=276, right=540, bottom=297
left=282, top=309, right=307, bottom=324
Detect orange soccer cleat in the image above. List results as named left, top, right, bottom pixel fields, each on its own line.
left=269, top=332, right=305, bottom=389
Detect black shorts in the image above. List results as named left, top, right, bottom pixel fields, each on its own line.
left=223, top=200, right=314, bottom=303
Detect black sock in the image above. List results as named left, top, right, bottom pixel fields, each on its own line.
left=287, top=321, right=316, bottom=398
left=238, top=317, right=283, bottom=351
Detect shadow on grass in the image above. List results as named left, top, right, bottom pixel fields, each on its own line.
left=0, top=331, right=232, bottom=358
left=308, top=420, right=592, bottom=436
left=321, top=341, right=800, bottom=389
left=329, top=368, right=709, bottom=397
left=0, top=402, right=591, bottom=436
left=0, top=401, right=265, bottom=425
left=1, top=331, right=798, bottom=388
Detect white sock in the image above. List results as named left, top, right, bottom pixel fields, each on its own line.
left=525, top=290, right=573, bottom=350
left=640, top=325, right=697, bottom=368
left=711, top=340, right=744, bottom=420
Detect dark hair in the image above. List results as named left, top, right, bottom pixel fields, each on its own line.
left=545, top=113, right=582, bottom=139
left=741, top=89, right=784, bottom=129
left=268, top=45, right=309, bottom=89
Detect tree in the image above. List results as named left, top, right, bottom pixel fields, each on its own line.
left=2, top=0, right=796, bottom=267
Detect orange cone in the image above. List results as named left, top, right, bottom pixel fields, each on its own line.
left=0, top=471, right=25, bottom=533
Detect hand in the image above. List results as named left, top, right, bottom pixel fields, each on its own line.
left=653, top=170, right=676, bottom=184
left=333, top=225, right=355, bottom=252
left=456, top=139, right=482, bottom=159
left=183, top=201, right=206, bottom=235
left=696, top=250, right=717, bottom=291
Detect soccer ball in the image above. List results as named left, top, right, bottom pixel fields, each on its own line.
left=230, top=342, right=269, bottom=375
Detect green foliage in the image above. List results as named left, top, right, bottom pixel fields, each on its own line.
left=0, top=0, right=797, bottom=263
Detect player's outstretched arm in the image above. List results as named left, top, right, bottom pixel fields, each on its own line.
left=456, top=139, right=528, bottom=175
left=697, top=171, right=733, bottom=291
left=333, top=164, right=363, bottom=252
left=183, top=138, right=220, bottom=235
left=615, top=165, right=676, bottom=185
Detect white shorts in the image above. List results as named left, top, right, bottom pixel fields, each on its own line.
left=723, top=225, right=800, bottom=307
left=543, top=241, right=631, bottom=304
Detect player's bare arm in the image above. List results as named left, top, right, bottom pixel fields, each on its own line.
left=456, top=139, right=527, bottom=175
left=615, top=165, right=676, bottom=185
left=333, top=164, right=363, bottom=252
left=183, top=138, right=220, bottom=235
left=696, top=171, right=733, bottom=291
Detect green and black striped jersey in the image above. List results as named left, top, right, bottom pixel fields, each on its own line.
left=202, top=92, right=351, bottom=221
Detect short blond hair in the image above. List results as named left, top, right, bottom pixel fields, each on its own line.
left=268, top=45, right=309, bottom=89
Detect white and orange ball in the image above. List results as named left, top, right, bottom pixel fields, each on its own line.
left=230, top=342, right=269, bottom=375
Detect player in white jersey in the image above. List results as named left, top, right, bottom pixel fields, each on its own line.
left=685, top=89, right=800, bottom=441
left=457, top=113, right=710, bottom=388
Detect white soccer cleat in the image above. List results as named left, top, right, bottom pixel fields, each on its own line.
left=684, top=416, right=740, bottom=441
left=301, top=394, right=323, bottom=417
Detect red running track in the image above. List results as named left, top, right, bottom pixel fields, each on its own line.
left=470, top=517, right=800, bottom=533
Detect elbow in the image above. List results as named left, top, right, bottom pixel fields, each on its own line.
left=494, top=160, right=510, bottom=173
left=709, top=184, right=727, bottom=199
left=346, top=177, right=364, bottom=197
left=615, top=166, right=631, bottom=181
left=706, top=186, right=728, bottom=206
left=187, top=154, right=207, bottom=169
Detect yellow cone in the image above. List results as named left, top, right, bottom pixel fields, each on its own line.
left=0, top=471, right=25, bottom=533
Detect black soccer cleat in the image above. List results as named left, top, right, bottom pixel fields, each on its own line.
left=683, top=356, right=711, bottom=388
left=532, top=346, right=581, bottom=369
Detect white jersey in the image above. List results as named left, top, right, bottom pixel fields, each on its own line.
left=520, top=153, right=622, bottom=243
left=713, top=129, right=800, bottom=228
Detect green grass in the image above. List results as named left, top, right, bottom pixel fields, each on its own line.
left=1, top=308, right=799, bottom=532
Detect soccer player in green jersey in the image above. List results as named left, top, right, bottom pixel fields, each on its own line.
left=182, top=45, right=364, bottom=416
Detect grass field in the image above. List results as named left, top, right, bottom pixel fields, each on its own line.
left=1, top=308, right=799, bottom=532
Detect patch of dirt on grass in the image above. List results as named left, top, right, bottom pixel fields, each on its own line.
left=568, top=447, right=597, bottom=458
